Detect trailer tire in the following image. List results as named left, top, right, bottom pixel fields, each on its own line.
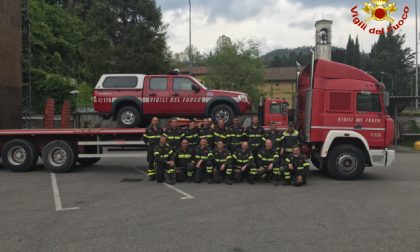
left=326, top=144, right=365, bottom=180
left=210, top=104, right=234, bottom=126
left=117, top=106, right=141, bottom=128
left=1, top=139, right=39, bottom=172
left=42, top=140, right=76, bottom=173
left=77, top=158, right=101, bottom=166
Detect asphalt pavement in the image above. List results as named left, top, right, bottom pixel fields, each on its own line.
left=1, top=148, right=420, bottom=252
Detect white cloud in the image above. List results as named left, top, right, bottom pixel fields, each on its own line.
left=162, top=0, right=417, bottom=56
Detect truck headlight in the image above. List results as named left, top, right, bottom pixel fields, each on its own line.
left=238, top=95, right=248, bottom=102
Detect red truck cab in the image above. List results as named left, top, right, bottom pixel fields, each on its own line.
left=93, top=71, right=251, bottom=128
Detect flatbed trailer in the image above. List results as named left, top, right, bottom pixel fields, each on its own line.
left=0, top=128, right=148, bottom=173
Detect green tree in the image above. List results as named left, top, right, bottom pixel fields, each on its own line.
left=269, top=56, right=283, bottom=67
left=82, top=0, right=171, bottom=83
left=344, top=35, right=355, bottom=66
left=352, top=36, right=361, bottom=68
left=203, top=36, right=266, bottom=106
left=171, top=45, right=206, bottom=69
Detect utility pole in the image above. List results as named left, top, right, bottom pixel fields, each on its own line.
left=189, top=0, right=192, bottom=76
left=416, top=0, right=419, bottom=110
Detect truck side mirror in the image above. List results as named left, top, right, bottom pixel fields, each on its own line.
left=191, top=83, right=200, bottom=92
left=383, top=91, right=390, bottom=107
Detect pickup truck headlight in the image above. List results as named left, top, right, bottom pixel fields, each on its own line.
left=238, top=95, right=248, bottom=102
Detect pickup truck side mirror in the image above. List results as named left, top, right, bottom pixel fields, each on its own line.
left=191, top=83, right=200, bottom=92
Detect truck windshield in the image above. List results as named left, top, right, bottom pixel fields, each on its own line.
left=191, top=77, right=208, bottom=90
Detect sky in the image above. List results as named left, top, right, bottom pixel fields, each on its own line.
left=157, top=0, right=418, bottom=56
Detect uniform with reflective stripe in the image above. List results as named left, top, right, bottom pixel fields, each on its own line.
left=164, top=127, right=184, bottom=150
left=174, top=147, right=195, bottom=178
left=263, top=130, right=283, bottom=151
left=213, top=126, right=228, bottom=146
left=244, top=125, right=265, bottom=147
left=282, top=130, right=302, bottom=152
left=182, top=127, right=199, bottom=146
left=145, top=125, right=164, bottom=176
left=198, top=125, right=214, bottom=148
left=285, top=153, right=309, bottom=180
left=233, top=148, right=254, bottom=170
left=154, top=144, right=175, bottom=174
left=227, top=125, right=245, bottom=147
left=257, top=147, right=281, bottom=178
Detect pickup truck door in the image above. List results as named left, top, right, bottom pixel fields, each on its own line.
left=353, top=92, right=386, bottom=148
left=169, top=77, right=205, bottom=115
left=143, top=76, right=170, bottom=115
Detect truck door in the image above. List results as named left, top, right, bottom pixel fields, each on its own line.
left=169, top=77, right=205, bottom=115
left=143, top=76, right=170, bottom=115
left=264, top=100, right=288, bottom=131
left=354, top=91, right=386, bottom=148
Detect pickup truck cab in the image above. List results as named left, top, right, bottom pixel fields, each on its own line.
left=93, top=71, right=252, bottom=128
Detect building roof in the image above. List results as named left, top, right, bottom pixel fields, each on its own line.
left=179, top=66, right=301, bottom=81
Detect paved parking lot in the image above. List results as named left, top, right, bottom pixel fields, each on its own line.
left=1, top=148, right=420, bottom=252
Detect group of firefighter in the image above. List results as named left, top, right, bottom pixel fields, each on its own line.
left=144, top=116, right=310, bottom=187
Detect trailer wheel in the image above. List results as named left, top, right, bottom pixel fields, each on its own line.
left=117, top=106, right=141, bottom=128
left=210, top=104, right=234, bottom=126
left=1, top=139, right=39, bottom=172
left=42, top=140, right=76, bottom=173
left=77, top=158, right=101, bottom=166
left=326, top=144, right=365, bottom=180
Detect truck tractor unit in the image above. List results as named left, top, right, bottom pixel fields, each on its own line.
left=93, top=71, right=252, bottom=128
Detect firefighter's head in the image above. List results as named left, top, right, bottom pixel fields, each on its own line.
left=288, top=121, right=294, bottom=132
left=218, top=119, right=224, bottom=129
left=265, top=139, right=272, bottom=150
left=269, top=121, right=276, bottom=132
left=160, top=136, right=167, bottom=146
left=217, top=141, right=224, bottom=150
left=190, top=120, right=196, bottom=129
left=233, top=117, right=239, bottom=127
left=152, top=117, right=159, bottom=126
left=200, top=138, right=207, bottom=148
left=252, top=116, right=259, bottom=126
left=292, top=144, right=300, bottom=157
left=241, top=141, right=249, bottom=152
left=170, top=118, right=177, bottom=129
left=181, top=139, right=188, bottom=149
left=203, top=118, right=210, bottom=127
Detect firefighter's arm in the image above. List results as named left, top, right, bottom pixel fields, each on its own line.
left=273, top=153, right=280, bottom=166
left=300, top=157, right=310, bottom=177
left=247, top=154, right=254, bottom=168
left=285, top=154, right=293, bottom=170
left=154, top=149, right=166, bottom=164
left=169, top=149, right=174, bottom=162
left=257, top=153, right=264, bottom=168
left=143, top=131, right=149, bottom=145
left=225, top=151, right=233, bottom=166
left=297, top=131, right=303, bottom=144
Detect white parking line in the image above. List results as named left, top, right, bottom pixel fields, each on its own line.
left=131, top=167, right=194, bottom=200
left=51, top=173, right=79, bottom=211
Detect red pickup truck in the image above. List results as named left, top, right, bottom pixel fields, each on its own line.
left=93, top=71, right=252, bottom=128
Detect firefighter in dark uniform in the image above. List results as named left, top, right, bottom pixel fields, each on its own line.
left=227, top=117, right=246, bottom=155
left=144, top=117, right=164, bottom=181
left=154, top=136, right=176, bottom=185
left=231, top=141, right=257, bottom=184
left=198, top=118, right=214, bottom=150
left=244, top=116, right=265, bottom=170
left=280, top=121, right=303, bottom=181
left=262, top=121, right=283, bottom=152
left=194, top=139, right=214, bottom=184
left=212, top=141, right=233, bottom=185
left=213, top=119, right=228, bottom=147
left=174, top=139, right=195, bottom=183
left=257, top=140, right=281, bottom=186
left=164, top=118, right=184, bottom=151
left=284, top=145, right=310, bottom=186
left=182, top=120, right=199, bottom=147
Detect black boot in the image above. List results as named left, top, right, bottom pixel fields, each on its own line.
left=265, top=175, right=271, bottom=183
left=207, top=178, right=213, bottom=184
left=302, top=178, right=307, bottom=185
left=167, top=174, right=175, bottom=185
left=225, top=179, right=233, bottom=185
left=187, top=177, right=194, bottom=183
left=272, top=179, right=279, bottom=186
left=247, top=178, right=255, bottom=185
left=149, top=175, right=156, bottom=181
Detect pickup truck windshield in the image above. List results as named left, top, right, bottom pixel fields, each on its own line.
left=191, top=77, right=208, bottom=90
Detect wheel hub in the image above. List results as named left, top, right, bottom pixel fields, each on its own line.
left=122, top=111, right=135, bottom=125
left=215, top=109, right=229, bottom=122
left=336, top=153, right=357, bottom=174
left=8, top=147, right=27, bottom=165
left=48, top=147, right=67, bottom=167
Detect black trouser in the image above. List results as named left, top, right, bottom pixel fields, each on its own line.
left=281, top=151, right=292, bottom=180
left=231, top=164, right=256, bottom=182
left=284, top=165, right=309, bottom=187
left=147, top=145, right=156, bottom=177
left=194, top=161, right=213, bottom=183
left=213, top=164, right=233, bottom=183
left=249, top=145, right=262, bottom=165
left=175, top=163, right=194, bottom=182
left=156, top=163, right=175, bottom=183
left=257, top=165, right=280, bottom=180
left=229, top=144, right=241, bottom=155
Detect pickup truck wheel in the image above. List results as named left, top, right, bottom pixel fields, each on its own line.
left=1, top=139, right=39, bottom=172
left=211, top=105, right=234, bottom=126
left=117, top=106, right=141, bottom=128
left=326, top=144, right=365, bottom=180
left=42, top=140, right=76, bottom=173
